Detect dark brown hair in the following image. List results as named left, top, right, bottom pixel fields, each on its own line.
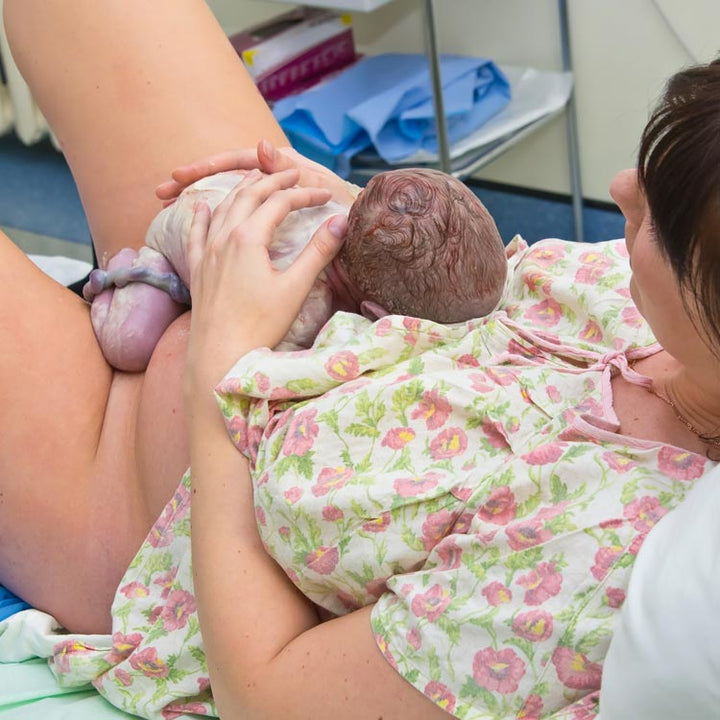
left=338, top=168, right=507, bottom=323
left=638, top=58, right=720, bottom=347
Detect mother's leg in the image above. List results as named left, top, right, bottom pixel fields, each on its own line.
left=0, top=234, right=150, bottom=633
left=3, top=0, right=288, bottom=261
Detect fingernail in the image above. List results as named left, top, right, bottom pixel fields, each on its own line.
left=328, top=214, right=348, bottom=238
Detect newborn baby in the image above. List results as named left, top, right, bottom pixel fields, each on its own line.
left=84, top=168, right=507, bottom=372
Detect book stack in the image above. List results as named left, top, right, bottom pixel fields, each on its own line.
left=230, top=8, right=358, bottom=104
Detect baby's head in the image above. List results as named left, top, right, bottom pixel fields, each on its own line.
left=336, top=168, right=507, bottom=323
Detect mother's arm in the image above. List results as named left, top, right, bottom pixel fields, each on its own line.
left=185, top=172, right=446, bottom=720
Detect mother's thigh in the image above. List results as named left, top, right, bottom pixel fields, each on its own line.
left=0, top=235, right=141, bottom=631
left=3, top=0, right=288, bottom=260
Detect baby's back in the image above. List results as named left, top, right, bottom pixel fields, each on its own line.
left=90, top=172, right=347, bottom=372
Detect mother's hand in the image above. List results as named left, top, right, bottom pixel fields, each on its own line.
left=156, top=140, right=357, bottom=206
left=184, top=168, right=347, bottom=392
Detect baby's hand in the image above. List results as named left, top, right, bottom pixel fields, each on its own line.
left=155, top=141, right=356, bottom=207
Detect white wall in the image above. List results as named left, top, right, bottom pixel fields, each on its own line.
left=207, top=0, right=720, bottom=202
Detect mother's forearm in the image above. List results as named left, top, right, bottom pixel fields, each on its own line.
left=189, top=392, right=319, bottom=717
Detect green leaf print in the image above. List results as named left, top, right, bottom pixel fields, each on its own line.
left=576, top=626, right=612, bottom=655
left=285, top=377, right=323, bottom=394
left=460, top=677, right=499, bottom=712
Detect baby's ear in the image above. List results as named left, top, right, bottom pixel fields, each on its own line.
left=360, top=300, right=389, bottom=321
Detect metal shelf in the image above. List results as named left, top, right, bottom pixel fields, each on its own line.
left=263, top=0, right=394, bottom=12
left=261, top=0, right=584, bottom=240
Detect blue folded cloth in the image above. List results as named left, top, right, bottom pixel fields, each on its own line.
left=0, top=584, right=31, bottom=623
left=273, top=53, right=511, bottom=177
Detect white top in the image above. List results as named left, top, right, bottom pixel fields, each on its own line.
left=600, top=463, right=720, bottom=718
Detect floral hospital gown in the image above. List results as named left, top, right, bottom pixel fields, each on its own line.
left=51, top=237, right=710, bottom=720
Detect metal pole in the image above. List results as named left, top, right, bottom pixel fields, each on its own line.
left=558, top=0, right=584, bottom=242
left=423, top=0, right=452, bottom=173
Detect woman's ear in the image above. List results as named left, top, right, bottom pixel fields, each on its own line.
left=360, top=300, right=389, bottom=321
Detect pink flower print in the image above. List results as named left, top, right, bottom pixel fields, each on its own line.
left=523, top=270, right=553, bottom=295
left=512, top=609, right=554, bottom=642
left=375, top=633, right=399, bottom=671
left=516, top=562, right=563, bottom=605
left=197, top=677, right=211, bottom=694
left=621, top=305, right=644, bottom=328
left=530, top=244, right=565, bottom=268
left=429, top=427, right=468, bottom=459
left=322, top=504, right=344, bottom=522
left=375, top=317, right=393, bottom=336
left=362, top=511, right=391, bottom=533
left=551, top=646, right=602, bottom=690
left=485, top=367, right=517, bottom=386
left=623, top=495, right=667, bottom=533
left=407, top=627, right=422, bottom=650
left=148, top=605, right=163, bottom=626
left=453, top=510, right=475, bottom=534
left=472, top=646, right=526, bottom=694
left=162, top=703, right=208, bottom=719
left=505, top=518, right=553, bottom=551
left=325, top=350, right=360, bottom=381
left=546, top=385, right=561, bottom=403
left=591, top=545, right=623, bottom=581
left=120, top=581, right=150, bottom=599
left=129, top=647, right=170, bottom=679
left=248, top=371, right=269, bottom=395
left=311, top=465, right=352, bottom=496
left=470, top=372, right=494, bottom=393
left=393, top=471, right=441, bottom=497
left=365, top=578, right=387, bottom=600
left=403, top=316, right=421, bottom=345
left=152, top=568, right=178, bottom=600
left=605, top=587, right=626, bottom=608
left=255, top=505, right=266, bottom=526
left=421, top=509, right=456, bottom=551
left=524, top=298, right=563, bottom=327
left=278, top=525, right=290, bottom=539
left=283, top=409, right=319, bottom=456
left=382, top=426, right=416, bottom=449
left=227, top=415, right=249, bottom=453
left=160, top=589, right=197, bottom=631
left=602, top=451, right=637, bottom=473
left=424, top=680, right=456, bottom=713
left=105, top=632, right=143, bottom=665
left=580, top=319, right=603, bottom=343
left=457, top=353, right=480, bottom=368
left=284, top=486, right=303, bottom=504
left=482, top=581, right=513, bottom=606
left=522, top=441, right=565, bottom=465
left=270, top=386, right=295, bottom=401
left=435, top=538, right=464, bottom=570
left=482, top=419, right=510, bottom=449
left=305, top=545, right=339, bottom=575
left=477, top=486, right=517, bottom=525
left=575, top=263, right=610, bottom=285
left=518, top=694, right=544, bottom=719
left=114, top=668, right=133, bottom=687
left=411, top=583, right=451, bottom=622
left=508, top=339, right=542, bottom=360
left=658, top=446, right=706, bottom=481
left=53, top=639, right=92, bottom=674
left=411, top=389, right=452, bottom=430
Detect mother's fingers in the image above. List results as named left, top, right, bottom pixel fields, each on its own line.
left=222, top=184, right=333, bottom=251
left=185, top=201, right=212, bottom=284
left=284, top=214, right=348, bottom=293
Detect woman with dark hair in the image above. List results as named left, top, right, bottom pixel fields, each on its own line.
left=0, top=2, right=718, bottom=718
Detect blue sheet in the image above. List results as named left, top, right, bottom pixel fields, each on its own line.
left=0, top=585, right=30, bottom=622
left=273, top=53, right=511, bottom=177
